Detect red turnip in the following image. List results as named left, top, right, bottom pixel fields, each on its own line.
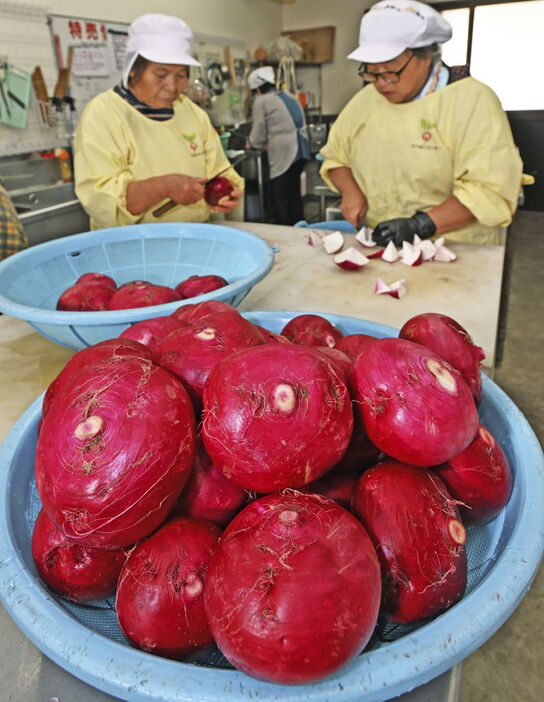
left=32, top=508, right=126, bottom=603
left=204, top=176, right=234, bottom=206
left=333, top=408, right=382, bottom=474
left=300, top=472, right=357, bottom=511
left=399, top=312, right=485, bottom=404
left=76, top=272, right=117, bottom=290
left=281, top=314, right=343, bottom=348
left=352, top=460, right=467, bottom=623
left=201, top=343, right=353, bottom=492
left=157, top=311, right=265, bottom=407
left=172, top=438, right=249, bottom=526
left=42, top=338, right=153, bottom=424
left=204, top=492, right=381, bottom=684
left=170, top=299, right=239, bottom=325
left=57, top=281, right=115, bottom=311
left=175, top=274, right=228, bottom=299
left=434, top=424, right=513, bottom=524
left=119, top=316, right=183, bottom=360
left=334, top=333, right=377, bottom=360
left=334, top=247, right=369, bottom=270
left=116, top=516, right=222, bottom=660
left=107, top=282, right=181, bottom=310
left=310, top=346, right=352, bottom=380
left=253, top=325, right=291, bottom=344
left=36, top=355, right=196, bottom=548
left=349, top=338, right=478, bottom=466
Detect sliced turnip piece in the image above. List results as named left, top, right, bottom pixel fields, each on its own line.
left=322, top=230, right=345, bottom=254
left=400, top=242, right=423, bottom=267
left=381, top=240, right=399, bottom=263
left=420, top=239, right=437, bottom=261
left=412, top=234, right=423, bottom=247
left=305, top=230, right=323, bottom=247
left=367, top=248, right=384, bottom=259
left=334, top=247, right=369, bottom=270
left=374, top=277, right=407, bottom=299
left=355, top=226, right=377, bottom=248
left=434, top=242, right=457, bottom=262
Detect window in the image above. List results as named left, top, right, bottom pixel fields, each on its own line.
left=436, top=0, right=544, bottom=110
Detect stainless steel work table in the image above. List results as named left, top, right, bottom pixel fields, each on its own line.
left=0, top=221, right=509, bottom=701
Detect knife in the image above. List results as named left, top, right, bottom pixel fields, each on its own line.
left=152, top=153, right=249, bottom=218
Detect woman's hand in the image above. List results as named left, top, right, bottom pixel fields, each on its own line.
left=209, top=186, right=244, bottom=213
left=126, top=174, right=206, bottom=215
left=341, top=188, right=368, bottom=229
left=166, top=174, right=207, bottom=205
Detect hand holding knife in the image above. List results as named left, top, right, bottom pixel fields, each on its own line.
left=152, top=153, right=248, bottom=218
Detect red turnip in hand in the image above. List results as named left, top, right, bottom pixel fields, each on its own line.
left=434, top=423, right=513, bottom=524
left=399, top=312, right=485, bottom=404
left=36, top=355, right=196, bottom=549
left=175, top=274, right=228, bottom=299
left=204, top=492, right=381, bottom=684
left=201, top=343, right=353, bottom=492
left=32, top=509, right=126, bottom=603
left=349, top=338, right=478, bottom=466
left=204, top=176, right=234, bottom=206
left=352, top=460, right=467, bottom=623
left=116, top=517, right=222, bottom=660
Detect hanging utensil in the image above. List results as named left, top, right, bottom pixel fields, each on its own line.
left=225, top=46, right=237, bottom=87
left=152, top=153, right=250, bottom=218
left=207, top=62, right=224, bottom=95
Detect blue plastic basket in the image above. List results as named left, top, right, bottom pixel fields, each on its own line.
left=0, top=311, right=542, bottom=702
left=0, top=223, right=275, bottom=350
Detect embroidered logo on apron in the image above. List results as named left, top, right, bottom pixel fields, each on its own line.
left=420, top=118, right=436, bottom=142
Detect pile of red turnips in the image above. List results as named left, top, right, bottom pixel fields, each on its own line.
left=56, top=271, right=228, bottom=311
left=32, top=305, right=513, bottom=685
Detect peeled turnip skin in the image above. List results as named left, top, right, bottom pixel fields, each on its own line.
left=349, top=338, right=479, bottom=466
left=201, top=344, right=353, bottom=492
left=204, top=492, right=381, bottom=684
left=434, top=423, right=513, bottom=524
left=399, top=312, right=485, bottom=404
left=116, top=516, right=222, bottom=660
left=352, top=461, right=467, bottom=623
left=36, top=356, right=196, bottom=549
left=32, top=508, right=126, bottom=603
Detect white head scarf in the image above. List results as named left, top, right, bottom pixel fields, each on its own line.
left=122, top=13, right=201, bottom=88
left=248, top=66, right=276, bottom=91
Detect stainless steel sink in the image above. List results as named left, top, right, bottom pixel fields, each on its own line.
left=9, top=182, right=90, bottom=247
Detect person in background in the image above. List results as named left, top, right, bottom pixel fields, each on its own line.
left=0, top=183, right=27, bottom=260
left=73, top=13, right=243, bottom=230
left=319, top=0, right=525, bottom=246
left=247, top=66, right=309, bottom=226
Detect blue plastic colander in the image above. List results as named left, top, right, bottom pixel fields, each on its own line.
left=0, top=223, right=275, bottom=349
left=0, top=311, right=543, bottom=702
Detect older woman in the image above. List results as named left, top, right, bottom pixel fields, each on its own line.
left=320, top=0, right=525, bottom=246
left=74, top=13, right=243, bottom=230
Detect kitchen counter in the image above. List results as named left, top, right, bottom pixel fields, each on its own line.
left=0, top=222, right=507, bottom=701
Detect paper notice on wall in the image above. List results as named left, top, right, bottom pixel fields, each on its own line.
left=107, top=29, right=128, bottom=74
left=71, top=45, right=110, bottom=76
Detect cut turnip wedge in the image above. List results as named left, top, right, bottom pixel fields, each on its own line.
left=374, top=277, right=407, bottom=299
left=305, top=230, right=323, bottom=247
left=323, top=230, right=345, bottom=254
left=382, top=240, right=399, bottom=263
left=434, top=242, right=457, bottom=262
left=355, top=226, right=377, bottom=248
left=420, top=239, right=437, bottom=261
left=400, top=242, right=423, bottom=267
left=413, top=234, right=423, bottom=247
left=334, top=247, right=369, bottom=270
left=367, top=248, right=385, bottom=259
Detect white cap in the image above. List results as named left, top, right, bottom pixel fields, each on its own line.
left=122, top=13, right=201, bottom=88
left=348, top=0, right=452, bottom=64
left=248, top=66, right=276, bottom=91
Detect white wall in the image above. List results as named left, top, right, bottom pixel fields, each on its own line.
left=46, top=0, right=283, bottom=48
left=282, top=0, right=373, bottom=114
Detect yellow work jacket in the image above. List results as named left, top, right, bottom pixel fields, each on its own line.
left=320, top=77, right=524, bottom=245
left=73, top=90, right=244, bottom=230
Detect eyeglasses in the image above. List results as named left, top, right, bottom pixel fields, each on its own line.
left=358, top=53, right=415, bottom=84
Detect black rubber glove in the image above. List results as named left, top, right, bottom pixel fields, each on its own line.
left=372, top=211, right=437, bottom=247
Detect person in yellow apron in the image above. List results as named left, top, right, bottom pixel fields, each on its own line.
left=319, top=0, right=527, bottom=246
left=73, top=13, right=243, bottom=230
